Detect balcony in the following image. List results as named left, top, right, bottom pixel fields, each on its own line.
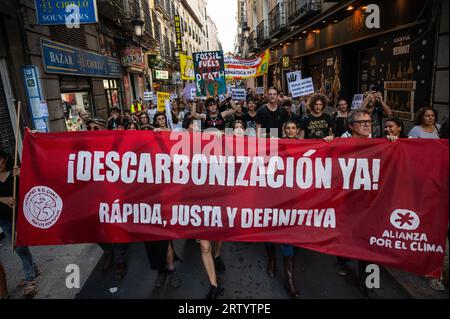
left=248, top=30, right=258, bottom=53
left=96, top=0, right=128, bottom=20
left=288, top=0, right=321, bottom=25
left=256, top=20, right=270, bottom=48
left=269, top=2, right=288, bottom=38
left=154, top=0, right=165, bottom=14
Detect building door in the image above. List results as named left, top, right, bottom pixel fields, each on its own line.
left=0, top=59, right=19, bottom=156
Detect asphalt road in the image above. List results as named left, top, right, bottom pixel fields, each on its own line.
left=0, top=238, right=422, bottom=299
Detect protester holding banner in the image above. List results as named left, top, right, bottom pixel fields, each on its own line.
left=408, top=107, right=441, bottom=139
left=256, top=87, right=290, bottom=138
left=153, top=112, right=171, bottom=132
left=332, top=98, right=350, bottom=138
left=299, top=94, right=334, bottom=141
left=333, top=109, right=399, bottom=297
left=384, top=117, right=407, bottom=140
left=126, top=122, right=140, bottom=130
left=0, top=149, right=40, bottom=297
left=139, top=112, right=153, bottom=131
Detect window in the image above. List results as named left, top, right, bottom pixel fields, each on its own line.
left=104, top=79, right=123, bottom=113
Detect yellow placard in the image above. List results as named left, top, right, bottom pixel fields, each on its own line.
left=180, top=53, right=195, bottom=80
left=157, top=92, right=170, bottom=112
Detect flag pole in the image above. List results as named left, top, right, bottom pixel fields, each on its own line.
left=11, top=101, right=21, bottom=251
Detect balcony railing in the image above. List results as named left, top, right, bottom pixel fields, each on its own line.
left=269, top=1, right=288, bottom=38
left=256, top=20, right=270, bottom=47
left=154, top=0, right=165, bottom=13
left=288, top=0, right=321, bottom=25
left=248, top=30, right=258, bottom=52
left=96, top=0, right=128, bottom=20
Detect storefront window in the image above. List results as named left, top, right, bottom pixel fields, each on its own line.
left=61, top=92, right=92, bottom=131
left=104, top=79, right=122, bottom=113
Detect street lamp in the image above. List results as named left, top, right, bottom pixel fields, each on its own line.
left=242, top=23, right=251, bottom=39
left=132, top=16, right=145, bottom=37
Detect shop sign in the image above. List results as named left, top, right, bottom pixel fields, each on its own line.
left=174, top=15, right=183, bottom=52
left=121, top=47, right=144, bottom=69
left=34, top=0, right=98, bottom=25
left=280, top=55, right=291, bottom=69
left=22, top=66, right=49, bottom=132
left=41, top=38, right=122, bottom=78
left=155, top=70, right=169, bottom=80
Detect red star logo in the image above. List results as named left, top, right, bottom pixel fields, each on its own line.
left=394, top=212, right=415, bottom=228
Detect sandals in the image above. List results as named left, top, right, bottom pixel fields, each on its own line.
left=18, top=265, right=41, bottom=287
left=23, top=281, right=38, bottom=297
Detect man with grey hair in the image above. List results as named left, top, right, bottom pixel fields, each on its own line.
left=334, top=109, right=396, bottom=298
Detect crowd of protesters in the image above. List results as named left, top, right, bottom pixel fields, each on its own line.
left=0, top=86, right=449, bottom=299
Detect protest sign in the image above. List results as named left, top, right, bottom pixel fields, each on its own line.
left=298, top=77, right=315, bottom=97
left=143, top=91, right=153, bottom=102
left=193, top=51, right=226, bottom=97
left=351, top=94, right=365, bottom=110
left=255, top=87, right=264, bottom=95
left=157, top=92, right=170, bottom=112
left=286, top=71, right=302, bottom=98
left=231, top=88, right=246, bottom=101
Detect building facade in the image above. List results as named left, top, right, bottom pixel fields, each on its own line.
left=237, top=0, right=449, bottom=125
left=0, top=0, right=221, bottom=155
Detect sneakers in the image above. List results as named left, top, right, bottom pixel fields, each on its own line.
left=114, top=263, right=128, bottom=281
left=214, top=256, right=226, bottom=274
left=155, top=271, right=168, bottom=288
left=168, top=270, right=181, bottom=288
left=335, top=261, right=350, bottom=276
left=426, top=278, right=446, bottom=291
left=206, top=284, right=224, bottom=299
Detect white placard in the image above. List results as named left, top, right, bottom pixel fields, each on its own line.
left=351, top=94, right=365, bottom=110
left=143, top=91, right=153, bottom=102
left=231, top=88, right=246, bottom=101
left=286, top=71, right=302, bottom=98
left=297, top=77, right=315, bottom=97
left=190, top=87, right=196, bottom=100
left=255, top=87, right=264, bottom=95
left=170, top=93, right=178, bottom=101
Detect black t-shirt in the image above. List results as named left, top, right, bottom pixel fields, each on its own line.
left=255, top=105, right=290, bottom=138
left=242, top=112, right=257, bottom=132
left=299, top=113, right=334, bottom=139
left=333, top=112, right=348, bottom=138
left=0, top=173, right=16, bottom=221
left=205, top=112, right=226, bottom=131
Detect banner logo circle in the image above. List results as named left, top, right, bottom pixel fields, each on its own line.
left=23, top=186, right=63, bottom=229
left=390, top=209, right=420, bottom=230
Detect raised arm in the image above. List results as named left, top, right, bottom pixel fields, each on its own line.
left=191, top=98, right=207, bottom=121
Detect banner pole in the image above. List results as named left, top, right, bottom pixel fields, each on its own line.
left=11, top=101, right=21, bottom=251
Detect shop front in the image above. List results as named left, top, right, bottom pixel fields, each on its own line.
left=267, top=0, right=435, bottom=121
left=121, top=47, right=145, bottom=107
left=41, top=38, right=123, bottom=131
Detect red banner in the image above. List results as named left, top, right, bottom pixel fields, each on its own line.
left=17, top=131, right=449, bottom=277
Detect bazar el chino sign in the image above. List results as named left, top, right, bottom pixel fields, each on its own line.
left=41, top=38, right=122, bottom=78
left=34, top=0, right=98, bottom=25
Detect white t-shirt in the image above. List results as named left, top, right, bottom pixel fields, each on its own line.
left=408, top=125, right=441, bottom=139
